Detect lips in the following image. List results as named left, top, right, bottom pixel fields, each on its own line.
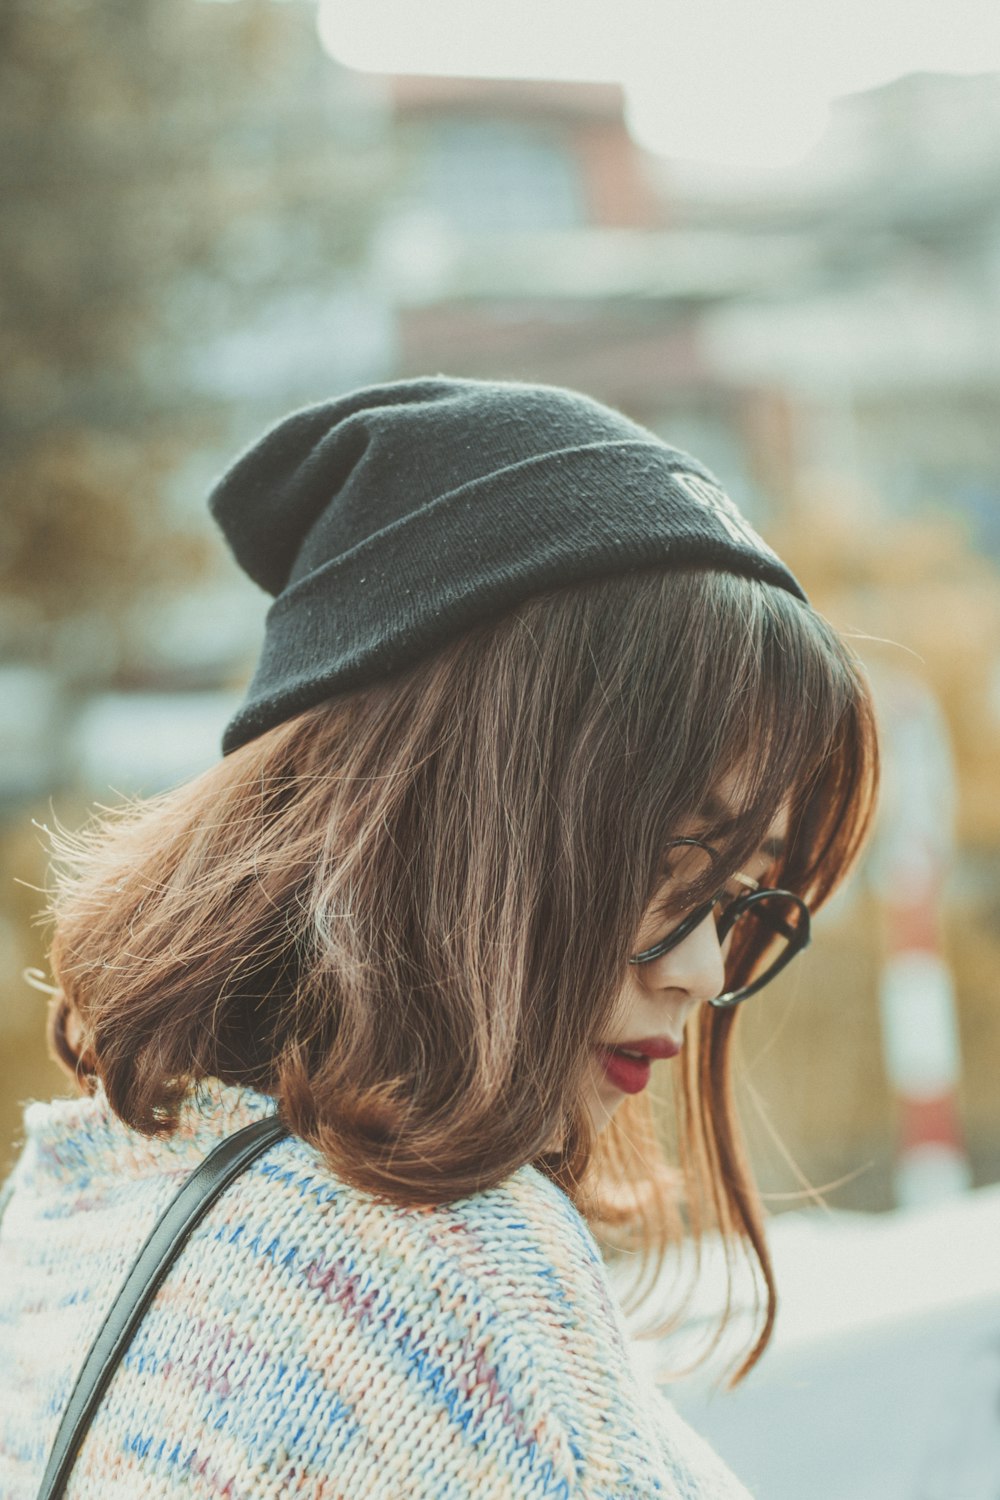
left=611, top=1036, right=682, bottom=1061
left=596, top=1036, right=681, bottom=1094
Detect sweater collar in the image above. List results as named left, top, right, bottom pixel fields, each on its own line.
left=19, top=1077, right=278, bottom=1188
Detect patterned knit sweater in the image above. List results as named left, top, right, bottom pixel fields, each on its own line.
left=0, top=1081, right=752, bottom=1499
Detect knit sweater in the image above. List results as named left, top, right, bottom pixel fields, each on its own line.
left=0, top=1081, right=752, bottom=1499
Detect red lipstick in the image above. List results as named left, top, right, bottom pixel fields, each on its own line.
left=596, top=1036, right=681, bottom=1094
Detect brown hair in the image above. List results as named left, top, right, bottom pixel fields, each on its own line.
left=45, top=567, right=878, bottom=1382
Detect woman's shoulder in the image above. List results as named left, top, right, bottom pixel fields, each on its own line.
left=241, top=1129, right=616, bottom=1332
left=4, top=1082, right=626, bottom=1372
left=2, top=1085, right=752, bottom=1497
left=228, top=1135, right=691, bottom=1491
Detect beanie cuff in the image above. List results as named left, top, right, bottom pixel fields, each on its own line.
left=223, top=440, right=803, bottom=753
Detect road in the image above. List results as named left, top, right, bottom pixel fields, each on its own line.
left=623, top=1184, right=1000, bottom=1498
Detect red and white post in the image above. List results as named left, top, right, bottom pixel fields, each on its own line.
left=870, top=671, right=971, bottom=1208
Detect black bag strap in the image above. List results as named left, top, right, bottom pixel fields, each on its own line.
left=37, top=1113, right=290, bottom=1500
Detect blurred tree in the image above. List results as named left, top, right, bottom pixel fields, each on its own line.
left=768, top=481, right=1000, bottom=1194
left=0, top=0, right=391, bottom=676
left=0, top=0, right=395, bottom=1160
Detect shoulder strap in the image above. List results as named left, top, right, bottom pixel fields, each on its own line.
left=37, top=1112, right=290, bottom=1500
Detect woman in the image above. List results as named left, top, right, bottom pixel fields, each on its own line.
left=0, top=378, right=878, bottom=1498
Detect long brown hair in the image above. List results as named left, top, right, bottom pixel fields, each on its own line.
left=45, top=567, right=878, bottom=1382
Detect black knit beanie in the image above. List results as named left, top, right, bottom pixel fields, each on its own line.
left=209, top=376, right=806, bottom=755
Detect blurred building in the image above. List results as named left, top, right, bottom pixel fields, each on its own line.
left=380, top=74, right=809, bottom=517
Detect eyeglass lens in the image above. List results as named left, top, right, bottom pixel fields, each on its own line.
left=712, top=890, right=810, bottom=1005
left=633, top=839, right=810, bottom=1003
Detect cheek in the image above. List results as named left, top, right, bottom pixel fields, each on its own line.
left=634, top=898, right=670, bottom=953
left=581, top=1056, right=626, bottom=1134
left=607, top=972, right=643, bottom=1031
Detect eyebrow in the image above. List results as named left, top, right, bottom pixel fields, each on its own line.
left=696, top=793, right=787, bottom=863
left=758, top=834, right=787, bottom=862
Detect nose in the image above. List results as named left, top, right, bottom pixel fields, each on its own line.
left=640, top=910, right=726, bottom=1008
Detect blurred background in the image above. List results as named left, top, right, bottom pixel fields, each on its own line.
left=2, top=2, right=1000, bottom=1487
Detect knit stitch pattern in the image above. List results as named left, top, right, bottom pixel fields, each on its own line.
left=0, top=1082, right=752, bottom=1499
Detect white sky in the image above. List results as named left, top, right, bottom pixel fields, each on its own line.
left=317, top=0, right=1000, bottom=169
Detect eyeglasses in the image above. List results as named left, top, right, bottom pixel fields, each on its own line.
left=628, top=837, right=811, bottom=1007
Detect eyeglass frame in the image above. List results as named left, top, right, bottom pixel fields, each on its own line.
left=627, top=837, right=812, bottom=1007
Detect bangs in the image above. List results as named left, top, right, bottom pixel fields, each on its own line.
left=522, top=567, right=875, bottom=922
